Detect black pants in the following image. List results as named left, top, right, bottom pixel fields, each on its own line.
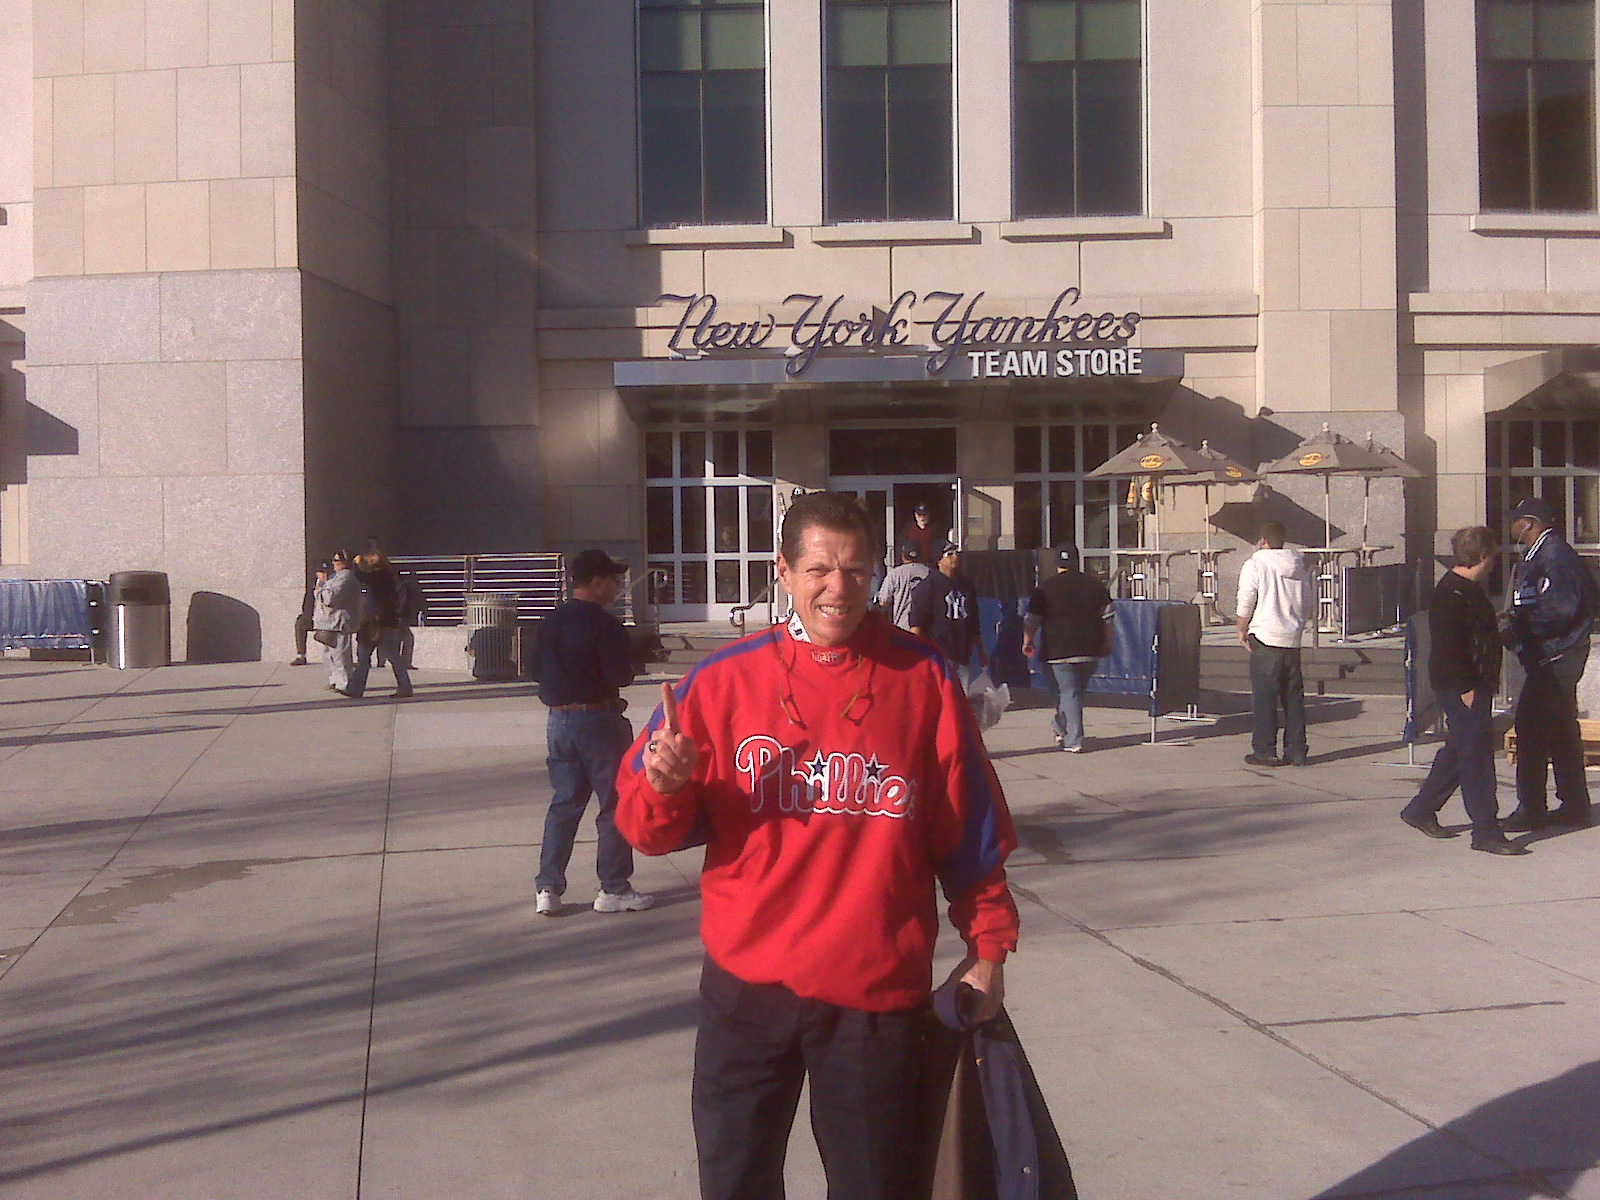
left=1404, top=689, right=1500, bottom=833
left=1248, top=636, right=1307, bottom=761
left=693, top=957, right=923, bottom=1200
left=1514, top=643, right=1591, bottom=818
left=293, top=613, right=313, bottom=657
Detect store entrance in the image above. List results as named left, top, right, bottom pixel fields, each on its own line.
left=829, top=478, right=960, bottom=568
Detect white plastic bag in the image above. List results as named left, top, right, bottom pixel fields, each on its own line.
left=965, top=669, right=1011, bottom=731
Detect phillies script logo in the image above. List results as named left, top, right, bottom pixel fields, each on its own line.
left=734, top=735, right=916, bottom=818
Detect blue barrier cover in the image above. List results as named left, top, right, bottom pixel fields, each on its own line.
left=0, top=579, right=96, bottom=650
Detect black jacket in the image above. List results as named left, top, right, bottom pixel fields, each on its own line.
left=1427, top=570, right=1500, bottom=697
left=1509, top=529, right=1599, bottom=668
left=537, top=599, right=634, bottom=706
left=1027, top=570, right=1113, bottom=661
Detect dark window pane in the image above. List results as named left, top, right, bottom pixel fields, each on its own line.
left=649, top=560, right=677, bottom=605
left=680, top=485, right=707, bottom=552
left=714, top=487, right=740, bottom=551
left=1083, top=423, right=1109, bottom=469
left=1542, top=419, right=1569, bottom=466
left=680, top=430, right=707, bottom=477
left=829, top=426, right=958, bottom=474
left=746, top=429, right=773, bottom=476
left=1076, top=60, right=1143, bottom=214
left=1541, top=0, right=1594, bottom=59
left=1488, top=476, right=1506, bottom=538
left=1509, top=420, right=1535, bottom=467
left=704, top=9, right=764, bottom=69
left=1049, top=480, right=1078, bottom=548
left=1015, top=426, right=1042, bottom=473
left=704, top=71, right=767, bottom=223
left=1534, top=62, right=1596, bottom=210
left=712, top=430, right=740, bottom=475
left=1082, top=479, right=1111, bottom=547
left=682, top=561, right=708, bottom=604
left=827, top=68, right=889, bottom=220
left=1015, top=63, right=1076, bottom=217
left=747, top=485, right=773, bottom=552
left=1577, top=476, right=1599, bottom=542
left=715, top=559, right=742, bottom=603
left=1115, top=422, right=1143, bottom=448
left=1487, top=422, right=1505, bottom=468
left=748, top=558, right=772, bottom=602
left=641, top=9, right=702, bottom=71
left=832, top=4, right=890, bottom=66
left=645, top=431, right=674, bottom=478
left=1081, top=0, right=1140, bottom=59
left=1574, top=420, right=1600, bottom=467
left=1047, top=424, right=1078, bottom=473
left=1018, top=1, right=1075, bottom=63
left=641, top=74, right=704, bottom=225
left=647, top=487, right=676, bottom=554
left=887, top=65, right=952, bottom=219
left=892, top=5, right=950, bottom=65
left=1015, top=480, right=1043, bottom=549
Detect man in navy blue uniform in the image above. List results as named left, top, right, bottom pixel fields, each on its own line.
left=1502, top=497, right=1599, bottom=832
left=535, top=549, right=655, bottom=916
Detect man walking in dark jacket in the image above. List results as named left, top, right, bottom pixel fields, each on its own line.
left=1400, top=527, right=1525, bottom=854
left=1023, top=544, right=1114, bottom=753
left=1502, top=497, right=1599, bottom=831
left=535, top=549, right=654, bottom=917
left=910, top=539, right=989, bottom=685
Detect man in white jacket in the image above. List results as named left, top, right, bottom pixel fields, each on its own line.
left=1235, top=521, right=1315, bottom=766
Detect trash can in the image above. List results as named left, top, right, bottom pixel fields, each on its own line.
left=108, top=571, right=171, bottom=669
left=463, top=591, right=519, bottom=679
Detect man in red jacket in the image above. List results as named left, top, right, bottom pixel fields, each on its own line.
left=617, top=491, right=1020, bottom=1200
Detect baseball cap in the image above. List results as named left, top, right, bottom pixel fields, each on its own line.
left=913, top=502, right=930, bottom=515
left=935, top=539, right=960, bottom=559
left=569, top=548, right=625, bottom=581
left=901, top=542, right=924, bottom=562
left=1051, top=542, right=1080, bottom=568
left=1509, top=496, right=1558, bottom=525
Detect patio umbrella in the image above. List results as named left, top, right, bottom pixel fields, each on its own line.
left=1085, top=423, right=1216, bottom=553
left=1259, top=423, right=1388, bottom=547
left=1357, top=432, right=1423, bottom=548
left=1165, top=441, right=1260, bottom=554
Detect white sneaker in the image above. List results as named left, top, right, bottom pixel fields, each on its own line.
left=1065, top=744, right=1084, bottom=753
left=593, top=888, right=655, bottom=913
left=535, top=889, right=563, bottom=917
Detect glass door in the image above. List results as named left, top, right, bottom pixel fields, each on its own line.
left=830, top=477, right=960, bottom=571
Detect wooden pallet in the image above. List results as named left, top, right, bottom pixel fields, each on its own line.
left=1505, top=719, right=1600, bottom=766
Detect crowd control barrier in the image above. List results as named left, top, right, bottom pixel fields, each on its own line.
left=1394, top=611, right=1440, bottom=767
left=1091, top=599, right=1203, bottom=743
left=0, top=579, right=104, bottom=656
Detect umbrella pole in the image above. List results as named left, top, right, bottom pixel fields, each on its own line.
left=1362, top=478, right=1371, bottom=551
left=1323, top=475, right=1332, bottom=548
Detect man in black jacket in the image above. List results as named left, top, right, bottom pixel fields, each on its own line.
left=535, top=549, right=654, bottom=917
left=1023, top=544, right=1114, bottom=753
left=1400, top=527, right=1525, bottom=854
left=1502, top=496, right=1598, bottom=832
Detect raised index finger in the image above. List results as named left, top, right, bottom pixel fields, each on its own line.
left=660, top=682, right=680, bottom=734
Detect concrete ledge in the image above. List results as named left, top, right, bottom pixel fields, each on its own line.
left=1471, top=212, right=1600, bottom=237
left=624, top=225, right=791, bottom=248
left=809, top=221, right=978, bottom=245
left=998, top=216, right=1169, bottom=241
left=409, top=626, right=473, bottom=673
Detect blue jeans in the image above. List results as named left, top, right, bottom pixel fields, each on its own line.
left=538, top=708, right=635, bottom=896
left=1403, top=689, right=1500, bottom=834
left=1248, top=636, right=1307, bottom=761
left=1049, top=661, right=1097, bottom=749
left=348, top=628, right=412, bottom=698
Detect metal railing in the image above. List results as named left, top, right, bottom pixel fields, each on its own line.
left=389, top=554, right=566, bottom=625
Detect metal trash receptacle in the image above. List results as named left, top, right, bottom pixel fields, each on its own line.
left=108, top=571, right=171, bottom=669
left=464, top=591, right=519, bottom=679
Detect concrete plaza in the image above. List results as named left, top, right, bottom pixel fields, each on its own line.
left=1, top=656, right=1598, bottom=1200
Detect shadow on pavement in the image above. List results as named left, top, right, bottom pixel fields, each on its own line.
left=1309, top=1060, right=1600, bottom=1198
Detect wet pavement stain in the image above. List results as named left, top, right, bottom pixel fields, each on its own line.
left=57, top=859, right=290, bottom=926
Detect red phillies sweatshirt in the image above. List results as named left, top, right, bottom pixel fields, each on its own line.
left=616, top=613, right=1019, bottom=1012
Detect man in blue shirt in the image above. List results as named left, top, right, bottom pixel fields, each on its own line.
left=536, top=549, right=654, bottom=916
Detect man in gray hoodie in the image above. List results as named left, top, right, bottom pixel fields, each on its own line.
left=1235, top=521, right=1315, bottom=766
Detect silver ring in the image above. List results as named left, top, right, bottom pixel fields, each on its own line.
left=648, top=739, right=659, bottom=753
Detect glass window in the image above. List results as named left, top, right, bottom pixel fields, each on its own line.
left=682, top=561, right=709, bottom=604
left=645, top=431, right=675, bottom=479
left=1015, top=481, right=1043, bottom=549
left=647, top=487, right=676, bottom=554
left=1047, top=424, right=1079, bottom=473
left=714, top=487, right=740, bottom=552
left=712, top=430, right=740, bottom=475
left=746, top=429, right=773, bottom=476
left=826, top=0, right=954, bottom=222
left=1015, top=427, right=1042, bottom=474
left=679, top=430, right=707, bottom=477
left=1013, top=0, right=1143, bottom=218
left=680, top=485, right=707, bottom=553
left=640, top=0, right=768, bottom=226
left=1478, top=0, right=1596, bottom=212
left=715, top=559, right=742, bottom=603
left=747, top=486, right=773, bottom=552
